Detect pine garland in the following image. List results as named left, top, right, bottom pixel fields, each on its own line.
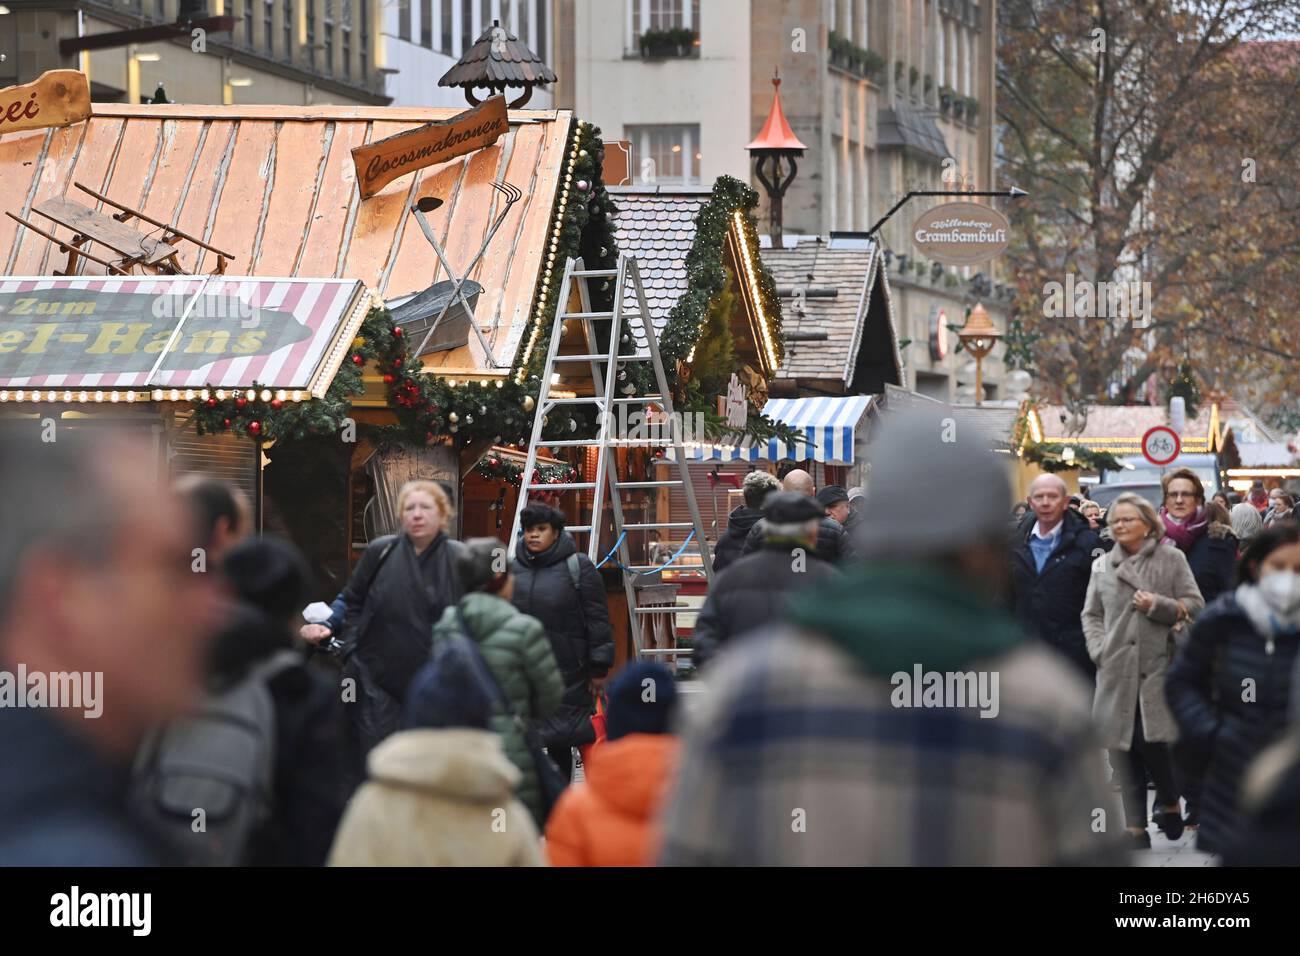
left=475, top=455, right=579, bottom=486
left=1022, top=440, right=1124, bottom=474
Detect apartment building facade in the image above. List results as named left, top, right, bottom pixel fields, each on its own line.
left=556, top=0, right=1013, bottom=402
left=1, top=1, right=388, bottom=105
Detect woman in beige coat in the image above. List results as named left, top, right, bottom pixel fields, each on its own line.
left=1082, top=492, right=1204, bottom=848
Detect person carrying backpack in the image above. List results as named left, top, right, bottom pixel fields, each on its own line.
left=129, top=535, right=349, bottom=866
left=431, top=537, right=565, bottom=828
left=510, top=503, right=615, bottom=782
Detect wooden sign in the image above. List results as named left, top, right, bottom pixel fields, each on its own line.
left=351, top=95, right=509, bottom=199
left=0, top=71, right=92, bottom=136
left=604, top=139, right=633, bottom=186
left=912, top=201, right=1010, bottom=265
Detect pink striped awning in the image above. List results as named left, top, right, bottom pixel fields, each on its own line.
left=0, top=276, right=369, bottom=398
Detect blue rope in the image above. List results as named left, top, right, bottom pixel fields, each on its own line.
left=593, top=530, right=627, bottom=569
left=607, top=528, right=698, bottom=574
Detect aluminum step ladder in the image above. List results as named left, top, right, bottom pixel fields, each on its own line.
left=508, top=254, right=714, bottom=662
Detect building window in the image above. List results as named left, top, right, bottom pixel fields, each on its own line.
left=361, top=0, right=369, bottom=73
left=325, top=4, right=335, bottom=73
left=307, top=0, right=316, bottom=55
left=342, top=0, right=352, bottom=77
left=481, top=0, right=493, bottom=35
left=284, top=0, right=294, bottom=61
left=243, top=0, right=254, bottom=46
left=534, top=0, right=546, bottom=61
left=421, top=0, right=433, bottom=47
left=626, top=124, right=700, bottom=184
left=400, top=0, right=411, bottom=41
left=264, top=0, right=274, bottom=53
left=441, top=0, right=454, bottom=53
left=631, top=0, right=699, bottom=32
left=461, top=0, right=474, bottom=53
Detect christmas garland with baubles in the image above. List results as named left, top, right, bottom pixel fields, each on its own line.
left=189, top=120, right=621, bottom=447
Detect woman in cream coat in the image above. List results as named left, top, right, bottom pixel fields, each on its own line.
left=1082, top=492, right=1205, bottom=848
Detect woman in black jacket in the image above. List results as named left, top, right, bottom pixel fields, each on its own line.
left=301, top=480, right=464, bottom=789
left=510, top=502, right=614, bottom=779
left=1166, top=523, right=1300, bottom=854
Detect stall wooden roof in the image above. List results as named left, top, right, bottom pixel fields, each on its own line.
left=0, top=103, right=574, bottom=373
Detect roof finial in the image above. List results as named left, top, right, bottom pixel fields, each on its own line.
left=773, top=67, right=781, bottom=90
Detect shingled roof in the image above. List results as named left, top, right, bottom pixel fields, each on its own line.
left=609, top=185, right=712, bottom=347
left=438, top=20, right=557, bottom=107
left=760, top=237, right=902, bottom=394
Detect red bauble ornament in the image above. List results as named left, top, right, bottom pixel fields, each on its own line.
left=236, top=397, right=247, bottom=408
left=425, top=431, right=434, bottom=442
left=351, top=354, right=363, bottom=366
left=382, top=374, right=395, bottom=384
left=393, top=357, right=403, bottom=367
left=206, top=398, right=217, bottom=407
left=248, top=421, right=262, bottom=436
left=393, top=327, right=403, bottom=337
left=489, top=458, right=499, bottom=467
left=270, top=399, right=283, bottom=410
left=223, top=418, right=232, bottom=427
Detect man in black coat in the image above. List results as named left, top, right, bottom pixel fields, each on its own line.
left=741, top=468, right=855, bottom=565
left=511, top=502, right=614, bottom=779
left=693, top=492, right=839, bottom=670
left=713, top=470, right=779, bottom=573
left=1010, top=473, right=1102, bottom=680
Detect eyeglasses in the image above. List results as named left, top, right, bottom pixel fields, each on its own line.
left=1165, top=491, right=1199, bottom=500
left=1109, top=517, right=1143, bottom=526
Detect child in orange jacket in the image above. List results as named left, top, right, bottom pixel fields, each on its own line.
left=544, top=662, right=679, bottom=866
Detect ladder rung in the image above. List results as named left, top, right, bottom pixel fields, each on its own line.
left=571, top=269, right=618, bottom=278
left=543, top=397, right=606, bottom=405
left=622, top=522, right=695, bottom=530
left=523, top=482, right=596, bottom=490
left=633, top=606, right=688, bottom=613
left=638, top=648, right=694, bottom=655
left=565, top=525, right=593, bottom=533
left=560, top=311, right=642, bottom=320
left=612, top=396, right=664, bottom=403
left=614, top=480, right=683, bottom=488
left=552, top=353, right=651, bottom=362
left=534, top=438, right=599, bottom=447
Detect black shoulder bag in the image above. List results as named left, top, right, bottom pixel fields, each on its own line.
left=454, top=607, right=569, bottom=821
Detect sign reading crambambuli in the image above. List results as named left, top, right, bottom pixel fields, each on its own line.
left=912, top=202, right=1010, bottom=265
left=352, top=96, right=509, bottom=199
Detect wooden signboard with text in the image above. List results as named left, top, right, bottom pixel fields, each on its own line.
left=351, top=95, right=509, bottom=199
left=0, top=71, right=92, bottom=136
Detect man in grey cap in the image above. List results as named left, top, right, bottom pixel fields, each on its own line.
left=844, top=486, right=866, bottom=534
left=691, top=491, right=838, bottom=671
left=741, top=469, right=855, bottom=564
left=660, top=407, right=1117, bottom=865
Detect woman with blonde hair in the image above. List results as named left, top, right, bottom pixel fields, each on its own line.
left=302, top=480, right=465, bottom=790
left=1083, top=492, right=1205, bottom=848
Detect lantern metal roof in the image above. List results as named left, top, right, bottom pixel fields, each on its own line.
left=438, top=20, right=558, bottom=109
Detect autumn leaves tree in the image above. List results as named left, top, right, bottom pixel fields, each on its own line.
left=997, top=0, right=1300, bottom=427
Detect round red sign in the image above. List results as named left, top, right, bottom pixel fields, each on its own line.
left=1141, top=425, right=1181, bottom=466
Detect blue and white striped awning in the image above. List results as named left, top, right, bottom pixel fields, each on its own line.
left=673, top=395, right=872, bottom=465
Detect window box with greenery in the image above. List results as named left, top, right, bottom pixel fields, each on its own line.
left=924, top=73, right=934, bottom=96
left=828, top=31, right=884, bottom=80
left=909, top=65, right=920, bottom=90
left=640, top=27, right=698, bottom=58
left=895, top=60, right=905, bottom=83
left=939, top=85, right=956, bottom=113
left=963, top=96, right=979, bottom=122
left=951, top=96, right=966, bottom=119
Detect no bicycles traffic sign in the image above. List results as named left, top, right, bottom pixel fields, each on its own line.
left=1142, top=425, right=1181, bottom=466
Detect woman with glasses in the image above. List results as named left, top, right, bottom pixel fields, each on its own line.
left=1083, top=493, right=1205, bottom=848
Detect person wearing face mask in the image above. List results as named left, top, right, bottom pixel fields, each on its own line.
left=1166, top=522, right=1300, bottom=854
left=301, top=480, right=465, bottom=793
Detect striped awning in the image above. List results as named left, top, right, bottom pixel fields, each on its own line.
left=0, top=276, right=369, bottom=398
left=675, top=394, right=872, bottom=465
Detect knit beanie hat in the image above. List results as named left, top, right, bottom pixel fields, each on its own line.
left=604, top=662, right=678, bottom=740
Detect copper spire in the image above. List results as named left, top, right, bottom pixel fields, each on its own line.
left=747, top=69, right=807, bottom=153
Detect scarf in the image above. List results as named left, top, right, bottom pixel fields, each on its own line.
left=1160, top=505, right=1207, bottom=552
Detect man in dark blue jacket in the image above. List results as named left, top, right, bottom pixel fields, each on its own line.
left=0, top=434, right=223, bottom=865
left=1010, top=473, right=1102, bottom=681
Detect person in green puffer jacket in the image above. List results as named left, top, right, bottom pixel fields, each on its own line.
left=432, top=538, right=564, bottom=828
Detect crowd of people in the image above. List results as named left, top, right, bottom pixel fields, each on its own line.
left=2, top=415, right=1299, bottom=867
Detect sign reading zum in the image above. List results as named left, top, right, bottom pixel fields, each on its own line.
left=351, top=96, right=509, bottom=199
left=912, top=202, right=1010, bottom=265
left=0, top=70, right=92, bottom=135
left=0, top=277, right=368, bottom=393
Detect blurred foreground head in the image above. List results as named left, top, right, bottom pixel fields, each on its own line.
left=856, top=407, right=1011, bottom=590
left=0, top=430, right=224, bottom=756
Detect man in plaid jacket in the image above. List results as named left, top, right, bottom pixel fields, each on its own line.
left=659, top=408, right=1122, bottom=866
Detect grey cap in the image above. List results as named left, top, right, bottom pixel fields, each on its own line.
left=856, top=407, right=1010, bottom=559
left=847, top=486, right=866, bottom=502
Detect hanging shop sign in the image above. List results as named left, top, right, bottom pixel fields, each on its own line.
left=0, top=70, right=92, bottom=136
left=0, top=277, right=368, bottom=396
left=351, top=95, right=509, bottom=199
left=912, top=202, right=1010, bottom=265
left=719, top=372, right=747, bottom=430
